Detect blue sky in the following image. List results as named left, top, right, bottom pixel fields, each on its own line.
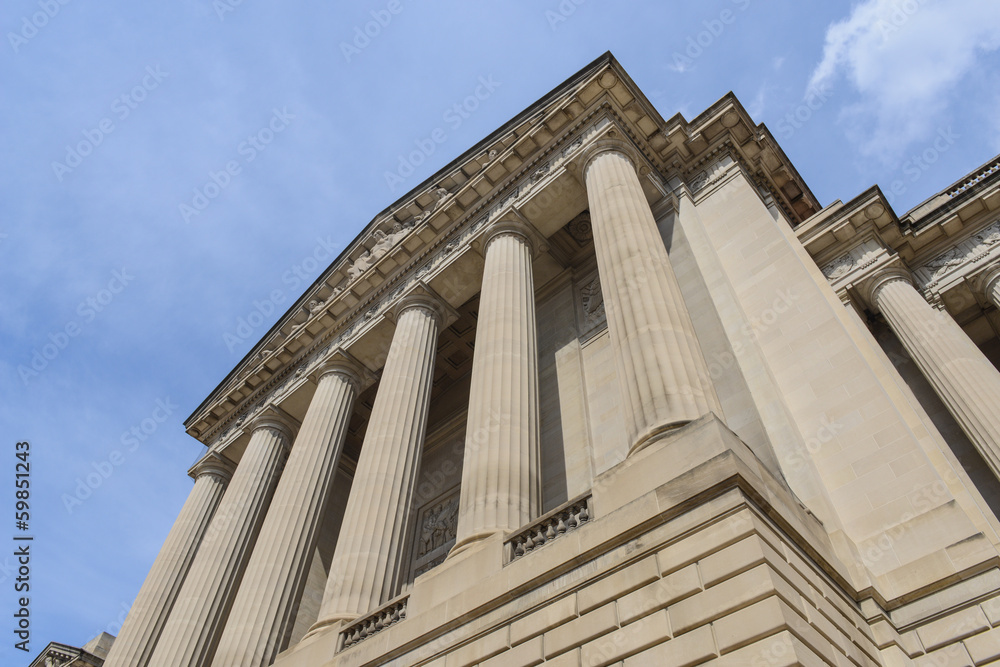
left=2, top=0, right=999, bottom=661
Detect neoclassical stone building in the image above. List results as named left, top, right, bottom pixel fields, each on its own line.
left=102, top=53, right=1000, bottom=666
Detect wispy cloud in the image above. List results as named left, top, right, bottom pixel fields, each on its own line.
left=808, top=0, right=1000, bottom=163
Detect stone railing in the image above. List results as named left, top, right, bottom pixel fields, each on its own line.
left=949, top=159, right=1000, bottom=197
left=505, top=493, right=592, bottom=564
left=338, top=594, right=408, bottom=651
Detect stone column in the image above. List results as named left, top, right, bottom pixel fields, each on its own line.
left=102, top=455, right=233, bottom=667
left=211, top=354, right=365, bottom=667
left=149, top=411, right=295, bottom=667
left=867, top=269, right=1000, bottom=480
left=453, top=222, right=541, bottom=552
left=582, top=139, right=722, bottom=454
left=310, top=288, right=446, bottom=633
left=983, top=265, right=1000, bottom=311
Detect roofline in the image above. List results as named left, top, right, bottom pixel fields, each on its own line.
left=185, top=51, right=616, bottom=427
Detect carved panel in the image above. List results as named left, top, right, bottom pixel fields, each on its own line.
left=915, top=220, right=1000, bottom=288
left=410, top=489, right=459, bottom=579
left=575, top=271, right=607, bottom=338
left=820, top=240, right=883, bottom=282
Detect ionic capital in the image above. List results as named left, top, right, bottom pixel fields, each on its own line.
left=862, top=267, right=914, bottom=310
left=473, top=209, right=548, bottom=259
left=188, top=451, right=236, bottom=482
left=388, top=281, right=459, bottom=329
left=979, top=264, right=1000, bottom=299
left=248, top=405, right=299, bottom=447
left=580, top=135, right=643, bottom=179
left=311, top=349, right=371, bottom=393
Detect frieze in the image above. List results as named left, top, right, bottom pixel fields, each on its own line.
left=821, top=241, right=883, bottom=282
left=917, top=220, right=1000, bottom=288
left=688, top=150, right=735, bottom=194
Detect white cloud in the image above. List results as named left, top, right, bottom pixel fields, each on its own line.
left=808, top=0, right=1000, bottom=163
left=745, top=84, right=769, bottom=119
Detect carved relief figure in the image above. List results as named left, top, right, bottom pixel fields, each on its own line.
left=418, top=497, right=459, bottom=556
left=581, top=276, right=606, bottom=327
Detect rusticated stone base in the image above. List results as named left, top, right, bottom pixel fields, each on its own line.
left=271, top=416, right=1000, bottom=667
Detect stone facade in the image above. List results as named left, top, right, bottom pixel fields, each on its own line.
left=102, top=53, right=1000, bottom=666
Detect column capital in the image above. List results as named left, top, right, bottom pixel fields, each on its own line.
left=388, top=282, right=459, bottom=329
left=188, top=451, right=236, bottom=482
left=311, top=349, right=372, bottom=393
left=580, top=135, right=643, bottom=179
left=472, top=209, right=548, bottom=259
left=248, top=405, right=299, bottom=447
left=978, top=263, right=1000, bottom=298
left=861, top=266, right=914, bottom=310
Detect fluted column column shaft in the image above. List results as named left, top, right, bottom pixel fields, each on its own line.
left=312, top=302, right=440, bottom=632
left=103, top=465, right=230, bottom=667
left=873, top=275, right=1000, bottom=479
left=986, top=269, right=1000, bottom=311
left=149, top=420, right=291, bottom=667
left=455, top=228, right=541, bottom=550
left=584, top=146, right=722, bottom=453
left=211, top=364, right=360, bottom=667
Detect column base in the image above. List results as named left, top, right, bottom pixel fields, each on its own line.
left=628, top=418, right=697, bottom=456
left=303, top=615, right=353, bottom=640
left=447, top=530, right=504, bottom=560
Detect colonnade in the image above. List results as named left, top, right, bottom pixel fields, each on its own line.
left=103, top=138, right=1000, bottom=667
